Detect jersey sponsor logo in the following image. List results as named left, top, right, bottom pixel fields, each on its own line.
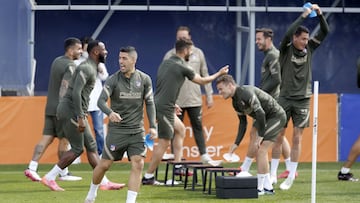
left=119, top=91, right=142, bottom=99
left=291, top=54, right=307, bottom=65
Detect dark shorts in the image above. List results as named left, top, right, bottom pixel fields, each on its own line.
left=156, top=107, right=174, bottom=140
left=102, top=130, right=146, bottom=161
left=278, top=97, right=310, bottom=128
left=57, top=102, right=97, bottom=156
left=253, top=109, right=286, bottom=142
left=42, top=115, right=64, bottom=138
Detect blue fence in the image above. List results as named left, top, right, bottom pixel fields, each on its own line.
left=339, top=94, right=360, bottom=161
left=30, top=2, right=360, bottom=94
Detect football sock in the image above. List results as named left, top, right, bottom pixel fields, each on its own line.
left=29, top=160, right=38, bottom=171
left=257, top=173, right=266, bottom=191
left=264, top=173, right=273, bottom=190
left=270, top=159, right=280, bottom=176
left=45, top=164, right=62, bottom=180
left=240, top=156, right=253, bottom=172
left=144, top=173, right=154, bottom=179
left=86, top=182, right=99, bottom=200
left=100, top=175, right=109, bottom=185
left=289, top=162, right=298, bottom=179
left=59, top=167, right=69, bottom=176
left=284, top=158, right=291, bottom=171
left=126, top=190, right=138, bottom=203
left=341, top=167, right=350, bottom=174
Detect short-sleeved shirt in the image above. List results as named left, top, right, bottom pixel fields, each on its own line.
left=98, top=69, right=156, bottom=134
left=154, top=55, right=196, bottom=139
left=163, top=47, right=213, bottom=107
left=154, top=55, right=196, bottom=109
left=45, top=55, right=76, bottom=116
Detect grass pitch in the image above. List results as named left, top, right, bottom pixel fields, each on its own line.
left=1, top=162, right=360, bottom=203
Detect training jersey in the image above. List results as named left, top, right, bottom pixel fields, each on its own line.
left=154, top=55, right=196, bottom=109
left=45, top=55, right=76, bottom=116
left=98, top=69, right=156, bottom=133
left=163, top=46, right=213, bottom=107
left=62, top=58, right=97, bottom=118
left=260, top=45, right=281, bottom=99
left=232, top=85, right=283, bottom=144
left=279, top=15, right=329, bottom=99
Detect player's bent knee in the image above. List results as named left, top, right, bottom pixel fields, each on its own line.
left=132, top=159, right=144, bottom=171
left=99, top=161, right=112, bottom=171
left=39, top=136, right=55, bottom=146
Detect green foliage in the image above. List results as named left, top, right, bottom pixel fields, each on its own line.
left=1, top=162, right=360, bottom=203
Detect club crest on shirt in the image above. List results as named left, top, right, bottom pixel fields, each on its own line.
left=110, top=144, right=116, bottom=151
left=239, top=100, right=246, bottom=107
left=135, top=80, right=141, bottom=88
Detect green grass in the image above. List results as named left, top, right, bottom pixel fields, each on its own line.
left=1, top=162, right=360, bottom=203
